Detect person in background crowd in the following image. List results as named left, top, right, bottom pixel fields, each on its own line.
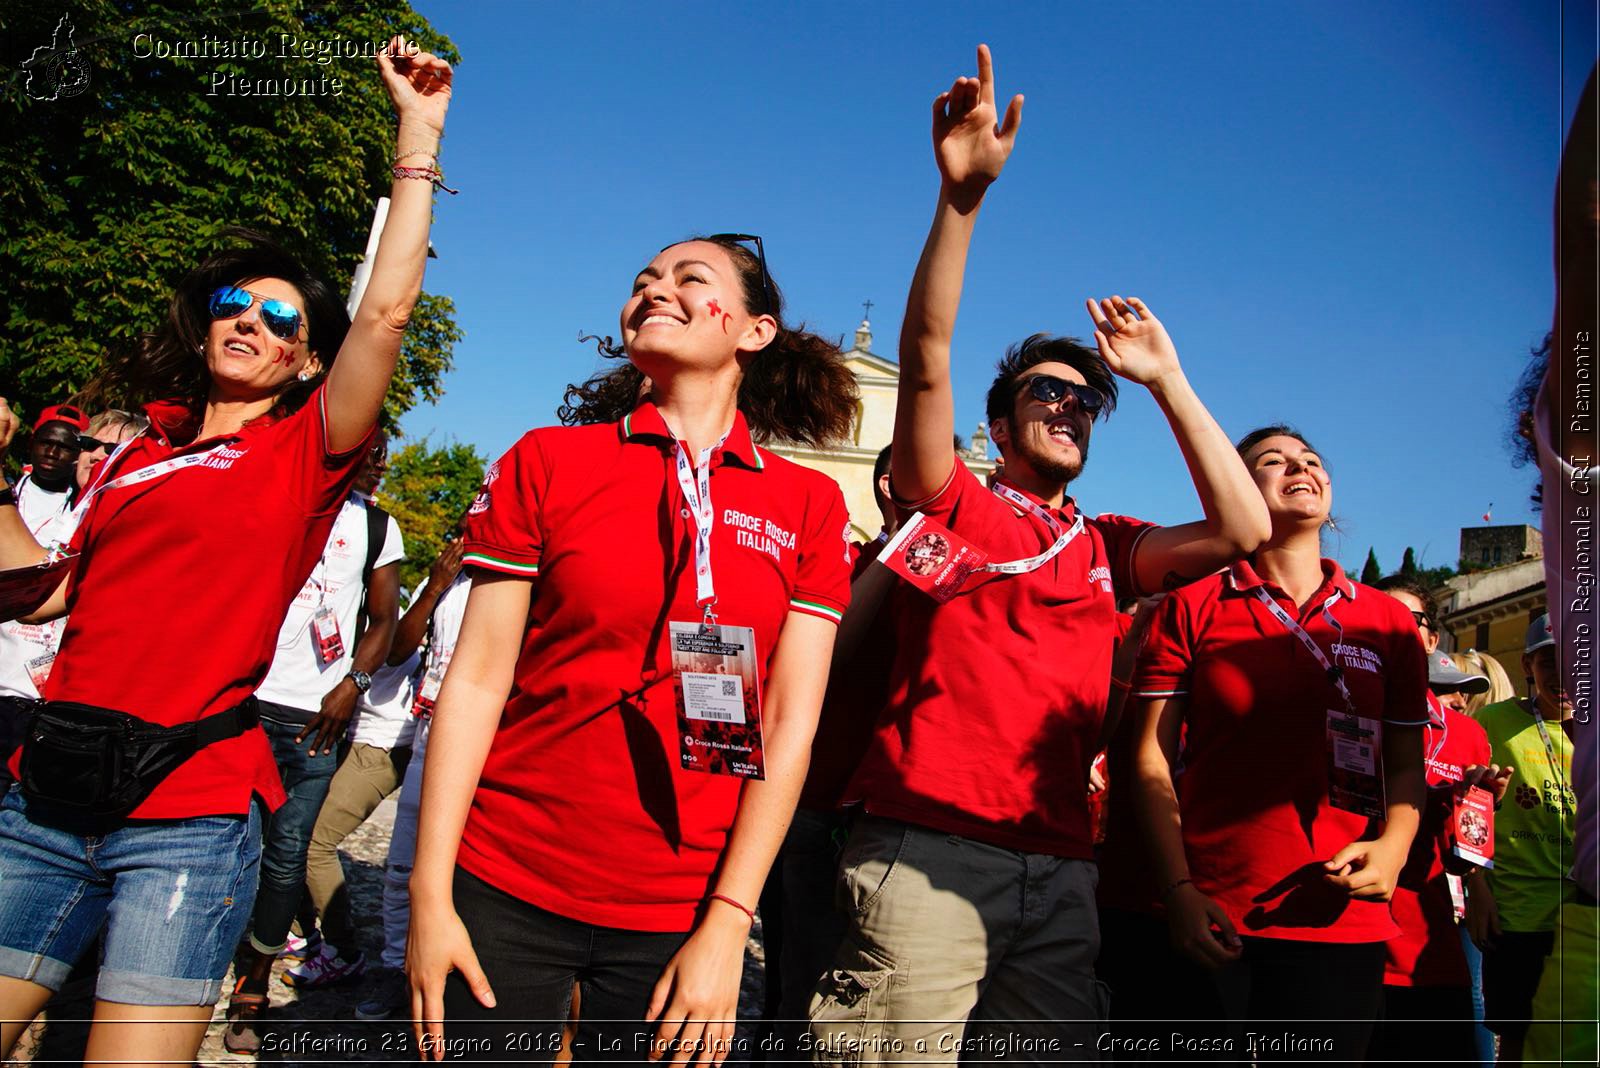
left=811, top=46, right=1269, bottom=1060
left=224, top=437, right=404, bottom=1052
left=1367, top=576, right=1508, bottom=1065
left=1521, top=63, right=1599, bottom=1066
left=760, top=442, right=901, bottom=1053
left=73, top=409, right=149, bottom=492
left=1130, top=426, right=1426, bottom=1060
left=1453, top=649, right=1516, bottom=717
left=356, top=536, right=468, bottom=1022
left=0, top=39, right=452, bottom=1066
left=1468, top=614, right=1576, bottom=1067
left=408, top=229, right=855, bottom=1064
left=0, top=404, right=88, bottom=784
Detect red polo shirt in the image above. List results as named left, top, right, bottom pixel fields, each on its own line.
left=1132, top=559, right=1429, bottom=943
left=459, top=403, right=851, bottom=932
left=845, top=462, right=1155, bottom=858
left=1385, top=693, right=1491, bottom=986
left=35, top=388, right=373, bottom=818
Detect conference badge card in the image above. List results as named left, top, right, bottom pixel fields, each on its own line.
left=671, top=621, right=765, bottom=779
left=880, top=512, right=989, bottom=603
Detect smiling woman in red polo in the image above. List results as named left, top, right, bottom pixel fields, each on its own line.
left=1128, top=425, right=1428, bottom=1058
left=407, top=235, right=855, bottom=1064
left=0, top=37, right=453, bottom=1067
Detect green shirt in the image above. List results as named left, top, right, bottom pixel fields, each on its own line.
left=1479, top=698, right=1576, bottom=932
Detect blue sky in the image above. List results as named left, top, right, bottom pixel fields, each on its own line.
left=400, top=0, right=1585, bottom=574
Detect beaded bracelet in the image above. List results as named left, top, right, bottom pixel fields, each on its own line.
left=394, top=147, right=438, bottom=164
left=392, top=164, right=459, bottom=195
left=708, top=893, right=756, bottom=923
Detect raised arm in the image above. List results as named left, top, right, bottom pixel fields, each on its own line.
left=323, top=37, right=454, bottom=454
left=892, top=44, right=1023, bottom=503
left=0, top=400, right=49, bottom=573
left=388, top=539, right=466, bottom=667
left=1083, top=299, right=1270, bottom=592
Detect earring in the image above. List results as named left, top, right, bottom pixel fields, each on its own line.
left=297, top=369, right=313, bottom=382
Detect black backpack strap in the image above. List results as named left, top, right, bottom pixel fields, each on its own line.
left=352, top=503, right=391, bottom=651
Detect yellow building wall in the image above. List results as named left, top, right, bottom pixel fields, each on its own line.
left=1448, top=614, right=1536, bottom=699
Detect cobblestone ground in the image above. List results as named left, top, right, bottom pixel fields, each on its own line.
left=5, top=801, right=769, bottom=1066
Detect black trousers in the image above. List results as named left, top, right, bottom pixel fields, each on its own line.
left=1209, top=937, right=1387, bottom=1063
left=441, top=867, right=689, bottom=1064
left=1368, top=983, right=1478, bottom=1064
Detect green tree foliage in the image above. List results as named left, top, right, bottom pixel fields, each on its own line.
left=0, top=2, right=461, bottom=428
left=1399, top=547, right=1419, bottom=578
left=1360, top=548, right=1381, bottom=585
left=377, top=438, right=485, bottom=591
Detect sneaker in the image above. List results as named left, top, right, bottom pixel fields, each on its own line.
left=223, top=979, right=268, bottom=1054
left=355, top=966, right=407, bottom=1021
left=282, top=942, right=366, bottom=989
left=277, top=930, right=321, bottom=963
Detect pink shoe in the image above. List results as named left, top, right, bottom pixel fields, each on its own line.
left=282, top=942, right=366, bottom=989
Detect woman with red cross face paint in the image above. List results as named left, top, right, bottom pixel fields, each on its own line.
left=0, top=35, right=451, bottom=1067
left=406, top=237, right=857, bottom=1063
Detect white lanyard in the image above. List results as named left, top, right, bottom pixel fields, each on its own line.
left=1424, top=698, right=1451, bottom=766
left=1251, top=586, right=1357, bottom=715
left=983, top=483, right=1085, bottom=575
left=74, top=438, right=233, bottom=515
left=672, top=434, right=729, bottom=626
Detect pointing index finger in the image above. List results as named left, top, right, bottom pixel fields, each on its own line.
left=977, top=43, right=995, bottom=106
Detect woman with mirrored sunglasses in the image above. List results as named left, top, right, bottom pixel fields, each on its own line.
left=0, top=36, right=452, bottom=1065
left=407, top=235, right=857, bottom=1063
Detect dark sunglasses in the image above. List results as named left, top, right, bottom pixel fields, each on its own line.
left=1017, top=374, right=1106, bottom=418
left=208, top=285, right=305, bottom=342
left=705, top=233, right=775, bottom=315
left=1410, top=610, right=1436, bottom=631
left=77, top=435, right=116, bottom=452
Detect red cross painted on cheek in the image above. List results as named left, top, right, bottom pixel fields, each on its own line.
left=270, top=346, right=295, bottom=367
left=705, top=299, right=732, bottom=334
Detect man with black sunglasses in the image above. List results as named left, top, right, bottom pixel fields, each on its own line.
left=811, top=46, right=1270, bottom=1059
left=0, top=403, right=88, bottom=786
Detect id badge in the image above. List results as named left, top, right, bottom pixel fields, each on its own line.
left=1449, top=786, right=1496, bottom=869
left=1326, top=710, right=1385, bottom=817
left=670, top=621, right=764, bottom=779
left=311, top=606, right=345, bottom=666
left=879, top=512, right=990, bottom=603
left=412, top=652, right=450, bottom=718
left=24, top=651, right=55, bottom=690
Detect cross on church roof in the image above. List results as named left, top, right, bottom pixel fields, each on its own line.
left=861, top=299, right=873, bottom=322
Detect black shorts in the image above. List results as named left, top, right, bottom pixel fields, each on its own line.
left=1481, top=929, right=1556, bottom=1040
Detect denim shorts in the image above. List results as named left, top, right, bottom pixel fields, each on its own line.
left=0, top=784, right=263, bottom=1006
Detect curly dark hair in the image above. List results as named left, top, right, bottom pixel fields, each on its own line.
left=556, top=236, right=857, bottom=447
left=82, top=229, right=349, bottom=420
left=984, top=334, right=1119, bottom=429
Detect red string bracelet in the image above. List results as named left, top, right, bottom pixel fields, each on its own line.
left=391, top=164, right=460, bottom=195
left=708, top=893, right=755, bottom=923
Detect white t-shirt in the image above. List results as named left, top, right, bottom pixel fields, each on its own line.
left=350, top=569, right=471, bottom=748
left=256, top=495, right=404, bottom=715
left=1537, top=375, right=1599, bottom=895
left=0, top=476, right=81, bottom=700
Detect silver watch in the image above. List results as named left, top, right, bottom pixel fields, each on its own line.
left=346, top=670, right=373, bottom=694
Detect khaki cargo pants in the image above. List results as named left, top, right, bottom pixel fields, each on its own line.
left=806, top=815, right=1107, bottom=1064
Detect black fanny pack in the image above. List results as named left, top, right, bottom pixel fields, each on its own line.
left=19, top=697, right=260, bottom=823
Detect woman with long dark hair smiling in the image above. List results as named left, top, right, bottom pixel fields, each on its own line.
left=1128, top=425, right=1428, bottom=1059
left=407, top=234, right=856, bottom=1064
left=0, top=36, right=452, bottom=1065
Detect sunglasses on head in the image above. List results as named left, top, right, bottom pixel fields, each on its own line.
left=208, top=286, right=305, bottom=342
left=705, top=233, right=775, bottom=316
left=1017, top=374, right=1106, bottom=418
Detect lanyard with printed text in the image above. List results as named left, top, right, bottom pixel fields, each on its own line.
left=1530, top=707, right=1573, bottom=801
left=1251, top=586, right=1357, bottom=715
left=73, top=438, right=234, bottom=516
left=1424, top=698, right=1451, bottom=767
left=983, top=483, right=1085, bottom=575
left=672, top=434, right=730, bottom=628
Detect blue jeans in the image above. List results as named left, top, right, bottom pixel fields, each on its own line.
left=0, top=785, right=262, bottom=1006
left=1459, top=926, right=1496, bottom=1065
left=248, top=709, right=337, bottom=954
